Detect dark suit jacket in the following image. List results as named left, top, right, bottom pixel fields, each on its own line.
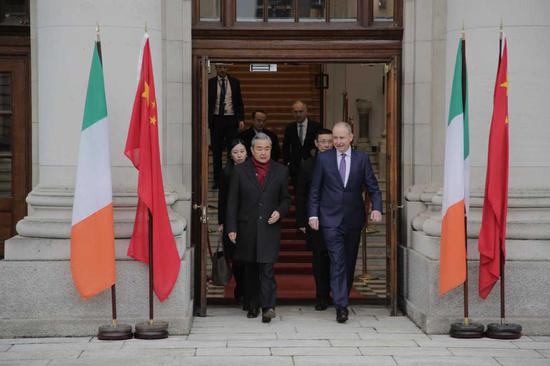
left=282, top=120, right=321, bottom=176
left=226, top=159, right=291, bottom=263
left=308, top=148, right=382, bottom=230
left=295, top=155, right=325, bottom=251
left=239, top=127, right=281, bottom=162
left=208, top=75, right=244, bottom=127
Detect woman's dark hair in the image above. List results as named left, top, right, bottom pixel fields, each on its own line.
left=229, top=138, right=247, bottom=153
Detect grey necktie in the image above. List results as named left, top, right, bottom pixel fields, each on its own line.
left=298, top=123, right=304, bottom=145
left=339, top=153, right=347, bottom=185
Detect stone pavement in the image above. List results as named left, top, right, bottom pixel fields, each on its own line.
left=1, top=305, right=549, bottom=366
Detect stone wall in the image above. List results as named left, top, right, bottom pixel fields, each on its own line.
left=400, top=0, right=550, bottom=334
left=0, top=0, right=194, bottom=337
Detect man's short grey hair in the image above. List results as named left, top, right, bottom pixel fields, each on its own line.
left=251, top=132, right=272, bottom=147
left=333, top=121, right=353, bottom=134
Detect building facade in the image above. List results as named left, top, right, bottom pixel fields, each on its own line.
left=0, top=0, right=549, bottom=337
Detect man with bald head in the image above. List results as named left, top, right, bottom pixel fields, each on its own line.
left=308, top=122, right=382, bottom=323
left=282, top=100, right=321, bottom=182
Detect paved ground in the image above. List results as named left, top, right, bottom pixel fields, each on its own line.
left=1, top=305, right=549, bottom=366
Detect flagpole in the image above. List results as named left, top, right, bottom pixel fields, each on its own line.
left=95, top=23, right=132, bottom=340
left=96, top=24, right=119, bottom=327
left=450, top=25, right=483, bottom=338
left=148, top=209, right=154, bottom=324
left=498, top=22, right=505, bottom=324
left=132, top=23, right=169, bottom=339
left=485, top=20, right=521, bottom=340
left=461, top=25, right=469, bottom=326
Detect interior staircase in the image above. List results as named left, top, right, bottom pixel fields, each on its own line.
left=206, top=64, right=387, bottom=303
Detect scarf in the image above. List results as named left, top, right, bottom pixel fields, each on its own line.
left=252, top=157, right=270, bottom=187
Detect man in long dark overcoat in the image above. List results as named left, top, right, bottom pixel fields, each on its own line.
left=226, top=132, right=290, bottom=323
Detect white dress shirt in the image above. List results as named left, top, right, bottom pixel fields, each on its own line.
left=215, top=76, right=234, bottom=116
left=296, top=118, right=308, bottom=145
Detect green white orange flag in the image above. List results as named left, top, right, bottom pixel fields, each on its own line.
left=70, top=41, right=116, bottom=299
left=440, top=38, right=469, bottom=296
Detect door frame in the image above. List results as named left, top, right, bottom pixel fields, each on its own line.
left=191, top=39, right=402, bottom=315
left=0, top=53, right=31, bottom=258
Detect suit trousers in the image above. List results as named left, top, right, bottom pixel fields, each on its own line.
left=322, top=226, right=362, bottom=309
left=210, top=115, right=239, bottom=185
left=244, top=262, right=277, bottom=311
left=311, top=245, right=330, bottom=303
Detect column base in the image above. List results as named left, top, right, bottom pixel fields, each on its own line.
left=0, top=240, right=193, bottom=338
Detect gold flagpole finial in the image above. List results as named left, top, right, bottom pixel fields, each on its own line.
left=461, top=20, right=465, bottom=39
left=500, top=18, right=503, bottom=39
left=145, top=21, right=148, bottom=33
left=96, top=22, right=100, bottom=42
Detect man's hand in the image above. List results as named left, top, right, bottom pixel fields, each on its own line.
left=268, top=210, right=280, bottom=224
left=298, top=227, right=306, bottom=234
left=228, top=232, right=237, bottom=243
left=218, top=224, right=223, bottom=233
left=309, top=218, right=319, bottom=231
left=370, top=210, right=382, bottom=222
left=239, top=121, right=245, bottom=130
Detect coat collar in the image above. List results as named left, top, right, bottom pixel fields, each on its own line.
left=243, top=159, right=275, bottom=192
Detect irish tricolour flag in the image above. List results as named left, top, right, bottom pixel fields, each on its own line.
left=70, top=42, right=116, bottom=299
left=440, top=38, right=469, bottom=296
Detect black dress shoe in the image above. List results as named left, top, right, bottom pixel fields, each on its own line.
left=262, top=308, right=276, bottom=323
left=315, top=302, right=328, bottom=311
left=336, top=307, right=349, bottom=323
left=247, top=308, right=259, bottom=318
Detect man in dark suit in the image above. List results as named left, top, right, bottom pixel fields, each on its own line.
left=239, top=110, right=281, bottom=162
left=209, top=64, right=245, bottom=189
left=308, top=122, right=382, bottom=323
left=282, top=101, right=321, bottom=182
left=295, top=128, right=333, bottom=311
left=227, top=133, right=290, bottom=323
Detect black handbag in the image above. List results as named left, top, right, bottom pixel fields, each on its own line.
left=210, top=237, right=231, bottom=286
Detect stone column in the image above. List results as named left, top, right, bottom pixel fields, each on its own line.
left=402, top=0, right=550, bottom=334
left=0, top=0, right=192, bottom=337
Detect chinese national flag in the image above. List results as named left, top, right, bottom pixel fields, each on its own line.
left=124, top=35, right=181, bottom=302
left=478, top=37, right=509, bottom=299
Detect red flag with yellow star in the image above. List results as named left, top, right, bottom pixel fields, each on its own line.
left=478, top=36, right=509, bottom=299
left=124, top=35, right=180, bottom=302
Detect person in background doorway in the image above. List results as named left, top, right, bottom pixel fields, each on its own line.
left=218, top=138, right=248, bottom=306
left=239, top=110, right=281, bottom=162
left=208, top=63, right=245, bottom=190
left=226, top=133, right=290, bottom=323
left=308, top=122, right=382, bottom=324
left=295, top=128, right=334, bottom=311
left=282, top=100, right=321, bottom=183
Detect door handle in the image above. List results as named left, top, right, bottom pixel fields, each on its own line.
left=193, top=204, right=208, bottom=224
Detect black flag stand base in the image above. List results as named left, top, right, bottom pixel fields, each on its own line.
left=450, top=319, right=484, bottom=339
left=485, top=322, right=522, bottom=340
left=134, top=320, right=169, bottom=340
left=97, top=320, right=133, bottom=341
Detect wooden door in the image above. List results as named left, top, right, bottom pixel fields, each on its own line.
left=192, top=55, right=210, bottom=316
left=0, top=58, right=30, bottom=258
left=384, top=58, right=399, bottom=315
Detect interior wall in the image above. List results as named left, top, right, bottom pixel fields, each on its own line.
left=325, top=64, right=385, bottom=146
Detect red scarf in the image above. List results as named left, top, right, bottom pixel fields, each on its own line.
left=252, top=157, right=270, bottom=186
